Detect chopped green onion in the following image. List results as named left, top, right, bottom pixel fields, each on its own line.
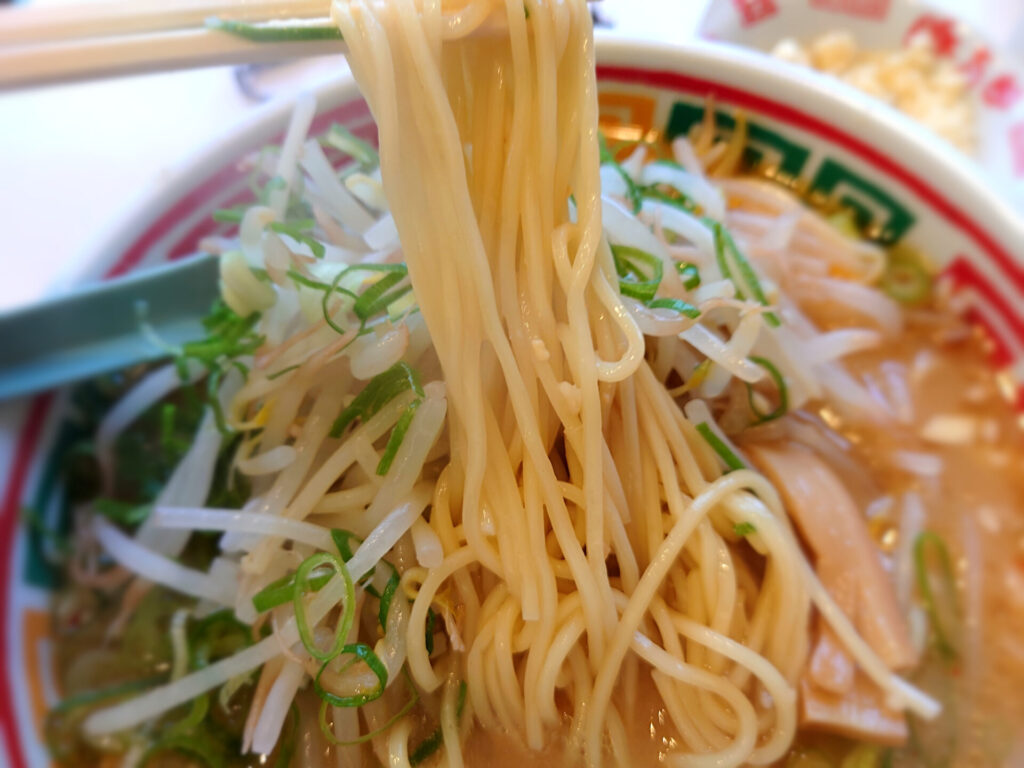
left=325, top=124, right=379, bottom=169
left=841, top=745, right=882, bottom=768
left=641, top=161, right=700, bottom=214
left=611, top=245, right=664, bottom=303
left=286, top=269, right=354, bottom=297
left=94, top=498, right=151, bottom=527
left=744, top=356, right=789, bottom=424
left=377, top=566, right=401, bottom=630
left=695, top=423, right=746, bottom=472
left=188, top=610, right=253, bottom=670
left=641, top=184, right=698, bottom=215
left=292, top=263, right=412, bottom=338
left=21, top=505, right=68, bottom=555
left=828, top=208, right=861, bottom=239
left=321, top=268, right=354, bottom=336
left=266, top=363, right=300, bottom=381
left=268, top=220, right=326, bottom=260
left=677, top=262, right=701, bottom=291
left=294, top=553, right=356, bottom=662
left=914, top=531, right=959, bottom=661
left=882, top=248, right=931, bottom=305
left=317, top=671, right=419, bottom=746
left=160, top=403, right=178, bottom=455
left=206, top=16, right=344, bottom=43
left=177, top=300, right=263, bottom=431
left=212, top=207, right=245, bottom=224
left=167, top=693, right=210, bottom=735
left=313, top=643, right=388, bottom=708
left=181, top=301, right=264, bottom=369
left=251, top=568, right=333, bottom=613
left=354, top=269, right=411, bottom=321
left=205, top=366, right=234, bottom=437
left=733, top=522, right=757, bottom=537
left=330, top=362, right=424, bottom=438
left=706, top=219, right=781, bottom=328
left=424, top=607, right=437, bottom=656
left=409, top=680, right=468, bottom=766
left=647, top=297, right=701, bottom=319
left=260, top=176, right=287, bottom=205
left=139, top=729, right=227, bottom=768
left=784, top=748, right=833, bottom=768
left=377, top=399, right=421, bottom=475
left=274, top=707, right=300, bottom=768
left=599, top=133, right=643, bottom=213
left=410, top=729, right=444, bottom=766
left=329, top=529, right=379, bottom=589
left=50, top=676, right=163, bottom=716
left=330, top=529, right=360, bottom=560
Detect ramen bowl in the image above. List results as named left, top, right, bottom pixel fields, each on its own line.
left=2, top=38, right=1023, bottom=768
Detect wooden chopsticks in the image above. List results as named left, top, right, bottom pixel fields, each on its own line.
left=0, top=0, right=345, bottom=90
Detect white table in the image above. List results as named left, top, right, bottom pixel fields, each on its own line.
left=0, top=0, right=1017, bottom=312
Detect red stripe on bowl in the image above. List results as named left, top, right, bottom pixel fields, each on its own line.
left=0, top=396, right=54, bottom=768
left=596, top=65, right=1024, bottom=299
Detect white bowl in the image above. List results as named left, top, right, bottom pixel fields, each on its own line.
left=2, top=38, right=1023, bottom=768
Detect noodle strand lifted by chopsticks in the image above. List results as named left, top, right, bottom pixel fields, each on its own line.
left=77, top=0, right=940, bottom=764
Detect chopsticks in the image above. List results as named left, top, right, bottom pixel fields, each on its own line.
left=0, top=0, right=331, bottom=45
left=0, top=0, right=345, bottom=90
left=0, top=0, right=595, bottom=90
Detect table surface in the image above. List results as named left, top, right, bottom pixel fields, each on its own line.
left=0, top=0, right=1018, bottom=313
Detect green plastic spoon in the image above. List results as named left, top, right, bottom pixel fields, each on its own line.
left=0, top=255, right=220, bottom=402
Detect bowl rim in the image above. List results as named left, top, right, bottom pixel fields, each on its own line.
left=594, top=36, right=1024, bottom=244
left=62, top=36, right=1024, bottom=298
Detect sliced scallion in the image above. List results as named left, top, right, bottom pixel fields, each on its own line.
left=251, top=568, right=332, bottom=614
left=317, top=672, right=418, bottom=745
left=611, top=244, right=664, bottom=303
left=744, top=356, right=788, bottom=424
left=353, top=268, right=411, bottom=321
left=695, top=423, right=746, bottom=472
left=882, top=246, right=931, bottom=305
left=331, top=529, right=377, bottom=589
left=706, top=219, right=781, bottom=328
left=212, top=207, right=245, bottom=224
left=599, top=134, right=643, bottom=213
left=93, top=498, right=151, bottom=527
left=408, top=680, right=468, bottom=766
left=677, top=262, right=701, bottom=291
left=268, top=220, right=325, bottom=260
left=733, top=522, right=757, bottom=537
left=206, top=16, right=343, bottom=43
left=914, top=531, right=959, bottom=660
left=648, top=297, right=701, bottom=319
left=313, top=643, right=388, bottom=708
left=294, top=552, right=356, bottom=662
left=377, top=566, right=401, bottom=631
left=188, top=610, right=253, bottom=670
left=377, top=399, right=421, bottom=475
left=324, top=124, right=379, bottom=169
left=330, top=362, right=424, bottom=438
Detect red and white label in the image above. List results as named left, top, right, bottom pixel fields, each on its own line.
left=983, top=74, right=1023, bottom=110
left=731, top=0, right=778, bottom=26
left=905, top=14, right=960, bottom=57
left=809, top=0, right=891, bottom=21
